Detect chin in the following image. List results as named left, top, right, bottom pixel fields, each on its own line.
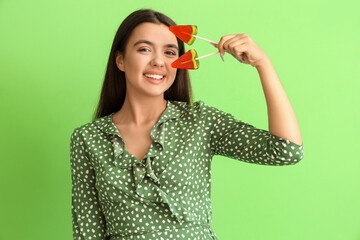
left=141, top=88, right=167, bottom=97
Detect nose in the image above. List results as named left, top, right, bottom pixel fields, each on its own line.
left=150, top=51, right=165, bottom=67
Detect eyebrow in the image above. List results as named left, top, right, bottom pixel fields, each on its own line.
left=133, top=40, right=179, bottom=52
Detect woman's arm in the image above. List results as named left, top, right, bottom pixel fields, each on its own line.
left=216, top=33, right=303, bottom=146
left=70, top=128, right=108, bottom=240
left=256, top=57, right=303, bottom=145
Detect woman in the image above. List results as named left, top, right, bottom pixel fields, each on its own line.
left=70, top=8, right=304, bottom=240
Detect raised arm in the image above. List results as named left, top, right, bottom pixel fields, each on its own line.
left=256, top=57, right=302, bottom=145
left=216, top=33, right=302, bottom=145
left=204, top=100, right=304, bottom=166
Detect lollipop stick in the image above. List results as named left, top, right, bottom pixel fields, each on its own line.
left=209, top=42, right=218, bottom=48
left=192, top=35, right=218, bottom=44
left=195, top=50, right=220, bottom=60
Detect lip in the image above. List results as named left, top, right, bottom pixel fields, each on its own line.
left=144, top=70, right=166, bottom=76
left=144, top=74, right=166, bottom=84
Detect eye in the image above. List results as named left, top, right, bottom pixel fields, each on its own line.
left=139, top=48, right=150, bottom=52
left=166, top=51, right=176, bottom=56
left=139, top=48, right=176, bottom=56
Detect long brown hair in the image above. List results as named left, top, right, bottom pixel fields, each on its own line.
left=92, top=8, right=194, bottom=121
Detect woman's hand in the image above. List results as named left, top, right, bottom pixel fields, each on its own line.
left=215, top=33, right=269, bottom=68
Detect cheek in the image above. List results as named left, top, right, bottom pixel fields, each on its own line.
left=167, top=67, right=176, bottom=79
left=167, top=61, right=176, bottom=73
left=168, top=70, right=177, bottom=85
left=127, top=57, right=145, bottom=75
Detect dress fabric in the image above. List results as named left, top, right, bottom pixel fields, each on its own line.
left=70, top=100, right=304, bottom=240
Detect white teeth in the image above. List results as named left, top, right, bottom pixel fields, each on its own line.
left=144, top=74, right=164, bottom=80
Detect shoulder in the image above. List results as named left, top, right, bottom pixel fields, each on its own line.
left=170, top=99, right=229, bottom=122
left=70, top=115, right=109, bottom=141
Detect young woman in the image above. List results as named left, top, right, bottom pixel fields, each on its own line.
left=70, top=8, right=304, bottom=240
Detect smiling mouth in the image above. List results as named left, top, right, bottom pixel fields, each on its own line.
left=143, top=74, right=166, bottom=80
left=143, top=74, right=167, bottom=84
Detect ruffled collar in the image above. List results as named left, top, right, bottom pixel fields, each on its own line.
left=93, top=100, right=202, bottom=224
left=94, top=100, right=187, bottom=149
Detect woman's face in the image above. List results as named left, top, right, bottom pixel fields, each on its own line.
left=116, top=22, right=179, bottom=98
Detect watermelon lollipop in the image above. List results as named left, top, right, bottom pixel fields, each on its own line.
left=171, top=49, right=199, bottom=69
left=169, top=25, right=198, bottom=45
left=169, top=25, right=218, bottom=46
left=172, top=48, right=224, bottom=70
left=169, top=25, right=230, bottom=69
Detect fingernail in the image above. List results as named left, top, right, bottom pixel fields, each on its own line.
left=220, top=53, right=224, bottom=62
left=235, top=57, right=243, bottom=63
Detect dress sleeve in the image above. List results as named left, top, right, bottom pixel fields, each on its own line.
left=70, top=128, right=109, bottom=240
left=202, top=101, right=304, bottom=165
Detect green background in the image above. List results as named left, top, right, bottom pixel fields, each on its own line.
left=0, top=0, right=359, bottom=239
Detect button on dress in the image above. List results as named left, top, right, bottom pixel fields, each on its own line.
left=70, top=100, right=304, bottom=240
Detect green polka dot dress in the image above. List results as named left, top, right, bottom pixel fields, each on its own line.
left=70, top=100, right=304, bottom=240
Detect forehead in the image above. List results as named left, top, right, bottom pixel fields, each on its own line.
left=128, top=22, right=178, bottom=46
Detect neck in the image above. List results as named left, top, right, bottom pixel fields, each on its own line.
left=114, top=95, right=168, bottom=127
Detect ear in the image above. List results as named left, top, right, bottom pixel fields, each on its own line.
left=115, top=51, right=125, bottom=72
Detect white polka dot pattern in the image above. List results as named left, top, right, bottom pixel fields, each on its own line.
left=70, top=100, right=304, bottom=240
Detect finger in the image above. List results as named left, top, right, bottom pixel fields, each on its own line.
left=233, top=44, right=249, bottom=62
left=220, top=34, right=247, bottom=56
left=224, top=37, right=246, bottom=56
left=217, top=35, right=235, bottom=56
left=210, top=42, right=218, bottom=48
left=221, top=40, right=248, bottom=62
